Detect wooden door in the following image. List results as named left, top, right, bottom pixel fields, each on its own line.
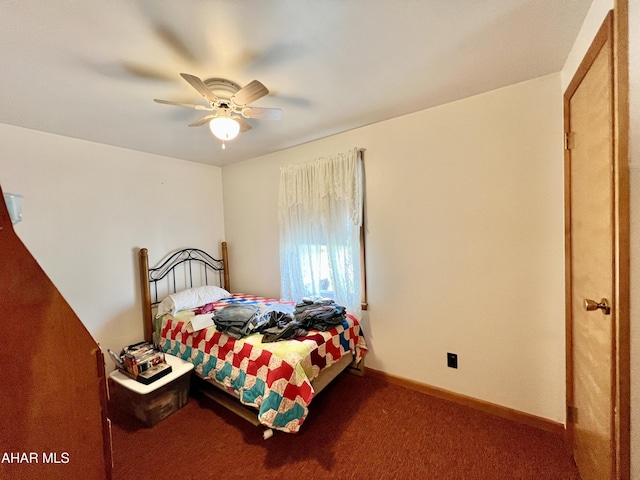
left=0, top=184, right=113, bottom=479
left=564, top=11, right=629, bottom=480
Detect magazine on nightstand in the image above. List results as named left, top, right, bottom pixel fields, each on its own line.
left=134, top=361, right=172, bottom=385
left=108, top=341, right=173, bottom=384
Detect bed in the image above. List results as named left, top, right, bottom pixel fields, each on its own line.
left=138, top=243, right=367, bottom=436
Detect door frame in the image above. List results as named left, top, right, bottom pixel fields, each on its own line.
left=563, top=6, right=630, bottom=479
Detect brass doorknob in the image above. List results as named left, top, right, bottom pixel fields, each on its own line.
left=584, top=298, right=611, bottom=315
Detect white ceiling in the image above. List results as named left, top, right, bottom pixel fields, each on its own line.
left=0, top=0, right=592, bottom=167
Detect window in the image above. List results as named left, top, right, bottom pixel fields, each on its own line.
left=279, top=148, right=365, bottom=318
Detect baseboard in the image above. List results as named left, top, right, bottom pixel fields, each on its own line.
left=366, top=368, right=566, bottom=438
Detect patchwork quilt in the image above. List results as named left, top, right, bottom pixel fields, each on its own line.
left=158, top=294, right=367, bottom=433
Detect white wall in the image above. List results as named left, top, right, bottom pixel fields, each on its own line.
left=222, top=73, right=566, bottom=423
left=0, top=123, right=225, bottom=364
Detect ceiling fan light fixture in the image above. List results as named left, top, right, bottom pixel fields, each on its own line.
left=209, top=116, right=240, bottom=141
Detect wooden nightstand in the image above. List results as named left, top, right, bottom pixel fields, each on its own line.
left=109, top=353, right=194, bottom=426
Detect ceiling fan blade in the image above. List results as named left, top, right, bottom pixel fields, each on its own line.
left=154, top=99, right=212, bottom=111
left=155, top=25, right=198, bottom=63
left=233, top=116, right=253, bottom=133
left=122, top=62, right=176, bottom=81
left=242, top=107, right=282, bottom=120
left=188, top=115, right=216, bottom=127
left=231, top=80, right=268, bottom=106
left=180, top=73, right=218, bottom=103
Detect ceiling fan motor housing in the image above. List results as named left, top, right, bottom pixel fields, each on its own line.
left=203, top=78, right=241, bottom=100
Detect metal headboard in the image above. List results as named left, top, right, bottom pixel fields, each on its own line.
left=139, top=242, right=229, bottom=342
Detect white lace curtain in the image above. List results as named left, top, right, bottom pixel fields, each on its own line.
left=279, top=147, right=363, bottom=318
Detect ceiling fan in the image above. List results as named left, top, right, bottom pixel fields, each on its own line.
left=154, top=73, right=282, bottom=149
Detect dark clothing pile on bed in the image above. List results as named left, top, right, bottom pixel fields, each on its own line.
left=259, top=311, right=308, bottom=342
left=212, top=304, right=262, bottom=339
left=259, top=299, right=347, bottom=341
left=212, top=305, right=306, bottom=341
left=293, top=298, right=347, bottom=331
left=212, top=298, right=347, bottom=341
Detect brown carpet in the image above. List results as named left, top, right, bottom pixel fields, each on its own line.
left=109, top=373, right=580, bottom=479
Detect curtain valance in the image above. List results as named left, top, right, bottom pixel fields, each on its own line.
left=278, top=147, right=362, bottom=226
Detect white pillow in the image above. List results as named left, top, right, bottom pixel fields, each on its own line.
left=156, top=285, right=230, bottom=316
